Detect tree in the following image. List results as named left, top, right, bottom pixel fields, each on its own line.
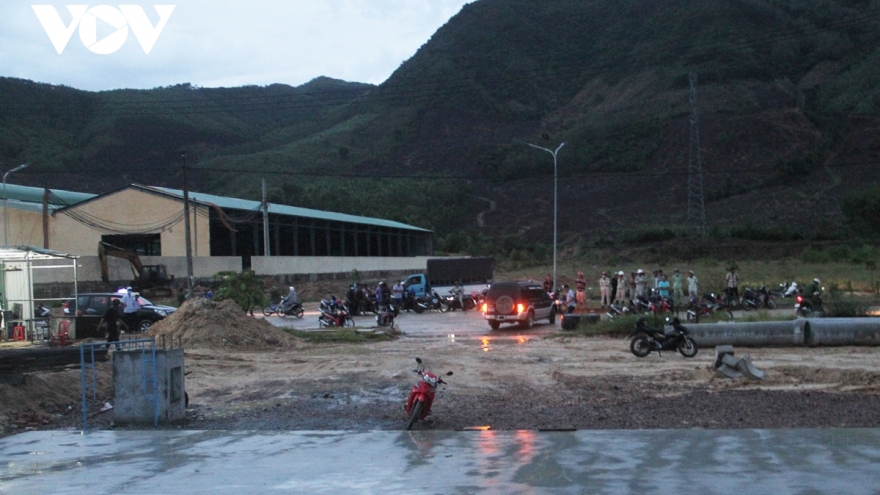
left=213, top=270, right=266, bottom=314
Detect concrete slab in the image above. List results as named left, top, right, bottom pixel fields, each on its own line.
left=3, top=429, right=880, bottom=494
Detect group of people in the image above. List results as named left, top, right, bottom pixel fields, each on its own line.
left=546, top=268, right=705, bottom=313
left=344, top=280, right=410, bottom=314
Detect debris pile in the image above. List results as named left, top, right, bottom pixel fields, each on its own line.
left=714, top=345, right=766, bottom=380
left=147, top=298, right=298, bottom=350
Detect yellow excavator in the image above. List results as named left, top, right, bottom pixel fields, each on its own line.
left=98, top=241, right=174, bottom=297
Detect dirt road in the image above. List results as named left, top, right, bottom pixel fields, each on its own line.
left=4, top=302, right=880, bottom=435
left=179, top=306, right=880, bottom=431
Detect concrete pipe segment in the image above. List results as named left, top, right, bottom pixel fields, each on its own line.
left=684, top=318, right=880, bottom=347
left=685, top=321, right=804, bottom=347
left=800, top=318, right=880, bottom=347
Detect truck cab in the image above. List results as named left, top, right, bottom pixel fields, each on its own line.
left=403, top=274, right=431, bottom=299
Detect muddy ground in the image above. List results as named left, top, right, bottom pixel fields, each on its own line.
left=3, top=299, right=880, bottom=435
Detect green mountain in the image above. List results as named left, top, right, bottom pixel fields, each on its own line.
left=2, top=0, right=880, bottom=252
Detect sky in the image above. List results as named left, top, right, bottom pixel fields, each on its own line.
left=0, top=0, right=473, bottom=92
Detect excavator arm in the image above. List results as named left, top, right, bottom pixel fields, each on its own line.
left=98, top=241, right=144, bottom=283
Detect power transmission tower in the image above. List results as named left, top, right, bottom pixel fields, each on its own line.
left=687, top=72, right=707, bottom=235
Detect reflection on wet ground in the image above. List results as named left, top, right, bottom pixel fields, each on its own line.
left=3, top=429, right=880, bottom=494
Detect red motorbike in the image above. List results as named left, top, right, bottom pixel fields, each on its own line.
left=404, top=357, right=452, bottom=430
left=318, top=304, right=355, bottom=327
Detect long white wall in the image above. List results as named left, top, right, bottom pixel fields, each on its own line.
left=31, top=256, right=243, bottom=283
left=251, top=256, right=430, bottom=276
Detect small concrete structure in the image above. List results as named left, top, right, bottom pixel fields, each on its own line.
left=112, top=348, right=185, bottom=425
left=714, top=345, right=766, bottom=380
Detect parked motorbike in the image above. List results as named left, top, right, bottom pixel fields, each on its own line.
left=318, top=303, right=355, bottom=327
left=779, top=281, right=801, bottom=298
left=404, top=357, right=453, bottom=430
left=740, top=286, right=777, bottom=311
left=443, top=291, right=476, bottom=311
left=418, top=290, right=446, bottom=312
left=685, top=294, right=733, bottom=322
left=606, top=303, right=631, bottom=319
left=628, top=317, right=698, bottom=358
left=376, top=303, right=397, bottom=327
left=401, top=291, right=425, bottom=313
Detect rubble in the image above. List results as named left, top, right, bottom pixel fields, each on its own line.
left=714, top=345, right=766, bottom=380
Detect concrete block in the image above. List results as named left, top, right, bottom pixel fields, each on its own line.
left=715, top=364, right=743, bottom=379
left=714, top=345, right=735, bottom=369
left=113, top=348, right=186, bottom=426
left=735, top=353, right=766, bottom=381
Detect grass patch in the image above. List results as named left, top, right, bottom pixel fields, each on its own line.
left=826, top=298, right=872, bottom=318
left=284, top=328, right=398, bottom=343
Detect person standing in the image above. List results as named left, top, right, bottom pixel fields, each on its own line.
left=542, top=274, right=553, bottom=295
left=120, top=288, right=141, bottom=331
left=598, top=272, right=611, bottom=307
left=657, top=274, right=670, bottom=298
left=672, top=269, right=684, bottom=309
left=614, top=271, right=627, bottom=305
left=635, top=269, right=647, bottom=298
left=99, top=299, right=128, bottom=350
left=392, top=280, right=404, bottom=309
left=687, top=270, right=699, bottom=300
left=575, top=272, right=587, bottom=308
left=609, top=272, right=618, bottom=304
left=726, top=267, right=740, bottom=306
left=564, top=285, right=577, bottom=314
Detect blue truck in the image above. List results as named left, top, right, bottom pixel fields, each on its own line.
left=402, top=257, right=494, bottom=299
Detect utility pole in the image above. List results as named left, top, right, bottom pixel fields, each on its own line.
left=181, top=153, right=194, bottom=299
left=42, top=182, right=49, bottom=249
left=687, top=72, right=707, bottom=235
left=262, top=178, right=270, bottom=256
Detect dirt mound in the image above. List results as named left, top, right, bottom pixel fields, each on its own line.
left=147, top=298, right=298, bottom=350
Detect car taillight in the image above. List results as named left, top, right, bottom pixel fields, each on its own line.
left=517, top=303, right=525, bottom=313
left=481, top=303, right=487, bottom=313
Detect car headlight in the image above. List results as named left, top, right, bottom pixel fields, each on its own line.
left=155, top=309, right=168, bottom=317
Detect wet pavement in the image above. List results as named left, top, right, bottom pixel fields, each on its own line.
left=3, top=428, right=880, bottom=494
left=264, top=303, right=557, bottom=340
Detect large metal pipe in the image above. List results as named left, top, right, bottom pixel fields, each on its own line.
left=685, top=320, right=803, bottom=347
left=802, top=318, right=880, bottom=346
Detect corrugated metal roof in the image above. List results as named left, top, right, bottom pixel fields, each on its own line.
left=1, top=184, right=96, bottom=206
left=141, top=185, right=431, bottom=232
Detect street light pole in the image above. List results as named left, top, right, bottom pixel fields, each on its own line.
left=524, top=142, right=565, bottom=293
left=3, top=163, right=29, bottom=247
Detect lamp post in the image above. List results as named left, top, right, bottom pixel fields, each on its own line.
left=523, top=142, right=565, bottom=293
left=3, top=163, right=29, bottom=247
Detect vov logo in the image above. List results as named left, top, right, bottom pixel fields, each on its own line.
left=32, top=5, right=175, bottom=55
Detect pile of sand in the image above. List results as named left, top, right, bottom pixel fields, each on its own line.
left=147, top=298, right=298, bottom=350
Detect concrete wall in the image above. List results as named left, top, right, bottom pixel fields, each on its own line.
left=113, top=348, right=186, bottom=425
left=50, top=188, right=210, bottom=257
left=30, top=256, right=242, bottom=284
left=3, top=207, right=44, bottom=247
left=251, top=256, right=430, bottom=276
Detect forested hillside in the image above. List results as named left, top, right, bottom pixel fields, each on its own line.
left=2, top=0, right=879, bottom=254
